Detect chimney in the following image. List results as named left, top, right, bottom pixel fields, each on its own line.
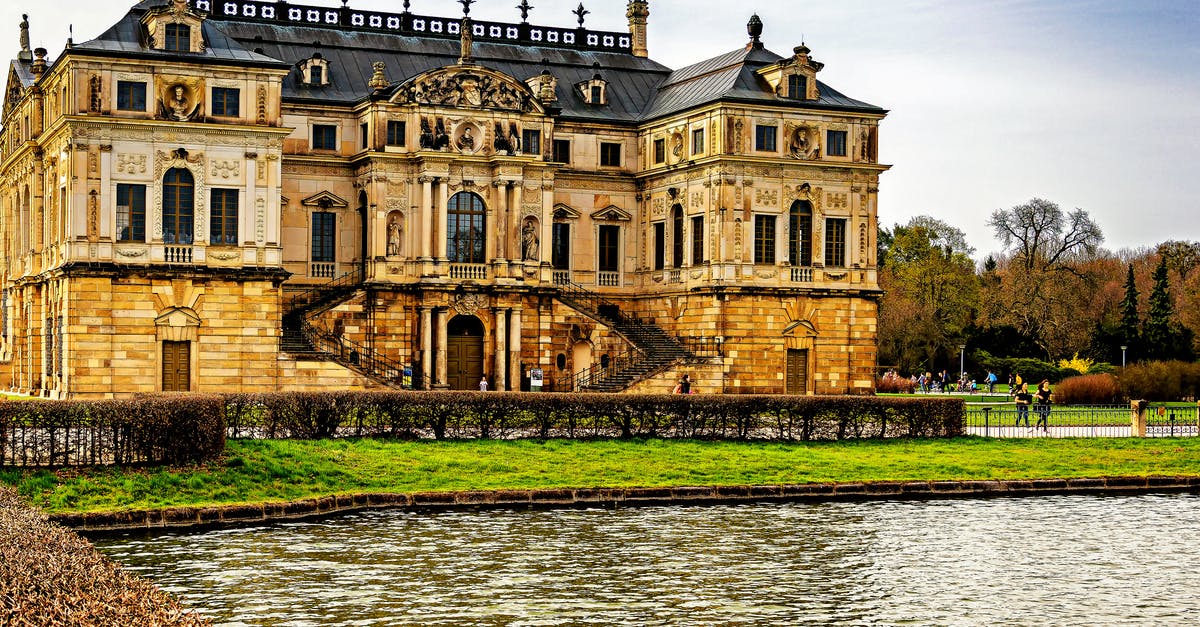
left=627, top=1, right=649, bottom=58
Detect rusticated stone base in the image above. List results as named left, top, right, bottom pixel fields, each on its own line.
left=55, top=476, right=1200, bottom=534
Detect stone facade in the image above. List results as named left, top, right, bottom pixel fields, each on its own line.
left=0, top=1, right=888, bottom=398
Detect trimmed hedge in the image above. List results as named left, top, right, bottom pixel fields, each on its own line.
left=225, top=392, right=965, bottom=441
left=1053, top=374, right=1123, bottom=405
left=0, top=486, right=211, bottom=625
left=0, top=396, right=225, bottom=467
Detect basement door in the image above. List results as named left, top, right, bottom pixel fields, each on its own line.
left=786, top=348, right=808, bottom=395
left=162, top=341, right=191, bottom=392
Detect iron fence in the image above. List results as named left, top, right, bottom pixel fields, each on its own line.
left=964, top=403, right=1200, bottom=438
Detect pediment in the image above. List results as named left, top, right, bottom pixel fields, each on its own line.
left=392, top=66, right=544, bottom=114
left=155, top=307, right=201, bottom=329
left=553, top=203, right=581, bottom=220
left=590, top=205, right=632, bottom=222
left=3, top=65, right=27, bottom=120
left=301, top=191, right=349, bottom=209
left=782, top=319, right=818, bottom=337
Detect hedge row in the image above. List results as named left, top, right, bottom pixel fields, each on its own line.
left=0, top=396, right=225, bottom=467
left=0, top=486, right=210, bottom=626
left=225, top=392, right=965, bottom=441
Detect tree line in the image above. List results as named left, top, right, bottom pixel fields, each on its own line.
left=878, top=198, right=1198, bottom=376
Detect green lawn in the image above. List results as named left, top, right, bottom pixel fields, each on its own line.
left=4, top=437, right=1200, bottom=515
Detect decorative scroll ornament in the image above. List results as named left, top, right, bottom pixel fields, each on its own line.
left=393, top=68, right=537, bottom=113
left=453, top=292, right=486, bottom=316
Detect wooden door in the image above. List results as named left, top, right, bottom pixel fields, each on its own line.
left=162, top=341, right=191, bottom=392
left=448, top=335, right=483, bottom=390
left=786, top=348, right=808, bottom=395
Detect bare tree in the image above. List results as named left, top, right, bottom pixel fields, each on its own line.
left=988, top=198, right=1103, bottom=273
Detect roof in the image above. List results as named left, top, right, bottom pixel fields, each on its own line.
left=49, top=1, right=884, bottom=123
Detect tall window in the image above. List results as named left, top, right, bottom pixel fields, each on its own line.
left=309, top=65, right=324, bottom=85
left=653, top=138, right=665, bottom=164
left=312, top=124, right=337, bottom=150
left=311, top=212, right=336, bottom=262
left=788, top=74, right=808, bottom=100
left=600, top=142, right=622, bottom=167
left=522, top=129, right=541, bottom=155
left=691, top=128, right=705, bottom=156
left=825, top=218, right=847, bottom=267
left=789, top=201, right=813, bottom=267
left=552, top=223, right=571, bottom=269
left=598, top=225, right=620, bottom=272
left=755, top=125, right=777, bottom=152
left=653, top=222, right=665, bottom=270
left=165, top=24, right=191, bottom=52
left=116, top=81, right=146, bottom=111
left=162, top=168, right=194, bottom=245
left=386, top=120, right=406, bottom=146
left=212, top=87, right=239, bottom=117
left=691, top=215, right=704, bottom=265
left=116, top=184, right=146, bottom=242
left=210, top=188, right=239, bottom=245
left=827, top=130, right=848, bottom=157
left=447, top=192, right=486, bottom=264
left=671, top=205, right=684, bottom=268
left=590, top=85, right=603, bottom=104
left=553, top=139, right=571, bottom=164
left=360, top=123, right=369, bottom=149
left=754, top=215, right=776, bottom=264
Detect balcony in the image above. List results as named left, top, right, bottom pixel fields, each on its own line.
left=311, top=262, right=336, bottom=279
left=165, top=246, right=193, bottom=264
left=597, top=271, right=620, bottom=287
left=790, top=267, right=814, bottom=282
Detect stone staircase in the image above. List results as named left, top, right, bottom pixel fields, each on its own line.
left=554, top=278, right=693, bottom=392
left=281, top=268, right=407, bottom=388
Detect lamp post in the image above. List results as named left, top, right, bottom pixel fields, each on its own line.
left=958, top=344, right=966, bottom=379
left=1121, top=345, right=1127, bottom=368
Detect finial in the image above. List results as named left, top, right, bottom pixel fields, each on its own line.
left=368, top=61, right=389, bottom=91
left=341, top=0, right=348, bottom=8
left=402, top=0, right=411, bottom=12
left=459, top=0, right=475, bottom=16
left=747, top=14, right=763, bottom=47
left=518, top=0, right=533, bottom=23
left=573, top=3, right=589, bottom=28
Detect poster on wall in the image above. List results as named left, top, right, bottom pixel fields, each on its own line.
left=530, top=368, right=544, bottom=392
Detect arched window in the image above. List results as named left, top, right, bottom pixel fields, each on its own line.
left=163, top=168, right=194, bottom=245
left=789, top=200, right=812, bottom=267
left=446, top=192, right=486, bottom=264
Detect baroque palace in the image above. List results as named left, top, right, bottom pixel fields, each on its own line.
left=0, top=0, right=888, bottom=398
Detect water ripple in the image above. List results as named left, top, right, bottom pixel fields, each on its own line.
left=95, top=494, right=1200, bottom=626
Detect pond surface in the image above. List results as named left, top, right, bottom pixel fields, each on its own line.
left=95, top=494, right=1200, bottom=626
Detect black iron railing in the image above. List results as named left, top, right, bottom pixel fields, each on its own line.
left=678, top=336, right=724, bottom=358
left=556, top=347, right=645, bottom=392
left=299, top=316, right=410, bottom=388
left=287, top=266, right=364, bottom=316
left=554, top=276, right=643, bottom=325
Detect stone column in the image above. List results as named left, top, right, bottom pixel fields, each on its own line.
left=420, top=306, right=433, bottom=390
left=244, top=153, right=257, bottom=247
left=436, top=178, right=450, bottom=261
left=435, top=307, right=448, bottom=388
left=508, top=306, right=522, bottom=392
left=493, top=307, right=507, bottom=391
left=509, top=183, right=523, bottom=275
left=419, top=176, right=433, bottom=260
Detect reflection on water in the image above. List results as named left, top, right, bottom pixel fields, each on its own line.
left=95, top=495, right=1200, bottom=626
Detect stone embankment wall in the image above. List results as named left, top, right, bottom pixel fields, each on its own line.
left=56, top=476, right=1200, bottom=534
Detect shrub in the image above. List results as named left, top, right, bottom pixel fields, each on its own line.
left=973, top=350, right=1075, bottom=383
left=0, top=486, right=210, bottom=625
left=0, top=396, right=225, bottom=467
left=1052, top=373, right=1123, bottom=405
left=877, top=375, right=916, bottom=394
left=221, top=391, right=964, bottom=442
left=1120, top=361, right=1200, bottom=402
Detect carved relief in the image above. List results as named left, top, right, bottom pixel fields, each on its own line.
left=88, top=75, right=102, bottom=113
left=754, top=189, right=778, bottom=207
left=256, top=85, right=267, bottom=125
left=785, top=123, right=820, bottom=160
left=116, top=248, right=146, bottom=258
left=651, top=197, right=665, bottom=217
left=386, top=211, right=404, bottom=256
left=394, top=68, right=534, bottom=112
left=255, top=196, right=266, bottom=244
left=116, top=153, right=147, bottom=174
left=87, top=191, right=98, bottom=241
left=156, top=79, right=204, bottom=122
left=210, top=251, right=239, bottom=260
left=733, top=218, right=743, bottom=262
left=153, top=148, right=206, bottom=240
left=858, top=222, right=868, bottom=265
left=827, top=192, right=848, bottom=210
left=211, top=159, right=239, bottom=179
left=690, top=192, right=703, bottom=209
left=453, top=292, right=487, bottom=316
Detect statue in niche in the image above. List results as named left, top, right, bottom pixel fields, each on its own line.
left=521, top=218, right=539, bottom=261
left=434, top=118, right=450, bottom=150
left=508, top=123, right=521, bottom=155
left=419, top=117, right=435, bottom=149
left=387, top=216, right=403, bottom=256
left=493, top=123, right=512, bottom=154
left=457, top=126, right=476, bottom=152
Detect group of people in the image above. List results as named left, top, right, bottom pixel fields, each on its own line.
left=1012, top=378, right=1053, bottom=431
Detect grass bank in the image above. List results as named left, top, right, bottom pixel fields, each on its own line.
left=4, top=437, right=1200, bottom=515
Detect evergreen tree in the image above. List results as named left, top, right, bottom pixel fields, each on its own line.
left=1142, top=257, right=1174, bottom=360
left=1118, top=264, right=1140, bottom=350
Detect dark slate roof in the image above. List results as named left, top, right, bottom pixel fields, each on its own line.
left=643, top=45, right=884, bottom=121
left=59, top=1, right=883, bottom=123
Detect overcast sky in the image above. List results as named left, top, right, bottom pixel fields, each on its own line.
left=6, top=0, right=1198, bottom=258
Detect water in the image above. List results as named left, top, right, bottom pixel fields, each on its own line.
left=94, top=494, right=1200, bottom=626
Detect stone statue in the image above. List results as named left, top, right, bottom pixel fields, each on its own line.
left=387, top=217, right=402, bottom=256
left=457, top=126, right=476, bottom=152
left=459, top=16, right=474, bottom=64
left=160, top=84, right=200, bottom=121
left=19, top=14, right=30, bottom=53
left=508, top=122, right=521, bottom=154
left=419, top=117, right=435, bottom=148
left=493, top=123, right=511, bottom=154
left=521, top=219, right=539, bottom=261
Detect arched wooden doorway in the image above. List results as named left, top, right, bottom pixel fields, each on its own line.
left=447, top=315, right=485, bottom=390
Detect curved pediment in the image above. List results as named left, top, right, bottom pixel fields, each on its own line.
left=391, top=66, right=543, bottom=114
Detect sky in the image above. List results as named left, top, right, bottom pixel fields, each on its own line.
left=5, top=0, right=1199, bottom=259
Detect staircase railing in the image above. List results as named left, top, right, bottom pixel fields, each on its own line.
left=556, top=347, right=644, bottom=391
left=297, top=315, right=409, bottom=388
left=554, top=276, right=642, bottom=325
left=287, top=266, right=364, bottom=316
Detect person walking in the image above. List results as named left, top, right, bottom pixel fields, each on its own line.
left=1014, top=383, right=1033, bottom=429
left=1033, top=380, right=1052, bottom=431
left=986, top=371, right=997, bottom=394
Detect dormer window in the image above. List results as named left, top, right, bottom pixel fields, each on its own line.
left=579, top=74, right=609, bottom=106
left=787, top=75, right=808, bottom=100
left=165, top=24, right=191, bottom=52
left=300, top=54, right=330, bottom=87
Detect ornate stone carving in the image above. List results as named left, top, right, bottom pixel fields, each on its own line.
left=368, top=61, right=390, bottom=91
left=453, top=292, right=486, bottom=316
left=256, top=86, right=267, bottom=125
left=255, top=196, right=266, bottom=243
left=210, top=250, right=240, bottom=260
left=88, top=75, right=102, bottom=113
left=754, top=189, right=778, bottom=207
left=394, top=68, right=534, bottom=112
left=826, top=192, right=848, bottom=210
left=733, top=218, right=743, bottom=262
left=157, top=80, right=203, bottom=122
left=211, top=159, right=239, bottom=179
left=755, top=269, right=778, bottom=279
left=116, top=247, right=146, bottom=258
left=785, top=123, right=820, bottom=160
